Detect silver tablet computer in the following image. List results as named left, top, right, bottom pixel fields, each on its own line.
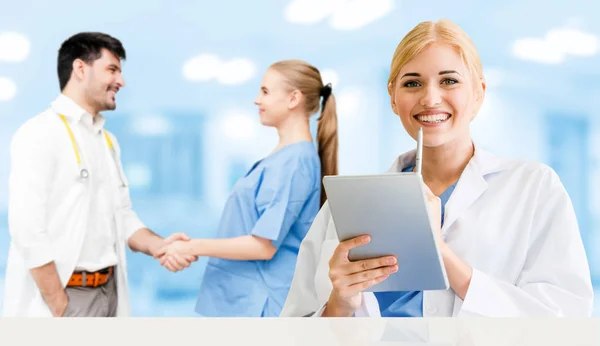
left=323, top=173, right=449, bottom=292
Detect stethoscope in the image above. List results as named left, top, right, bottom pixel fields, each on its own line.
left=59, top=113, right=126, bottom=186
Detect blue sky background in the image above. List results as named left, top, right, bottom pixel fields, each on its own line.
left=0, top=0, right=599, bottom=316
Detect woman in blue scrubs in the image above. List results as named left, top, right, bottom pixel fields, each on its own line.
left=155, top=60, right=339, bottom=317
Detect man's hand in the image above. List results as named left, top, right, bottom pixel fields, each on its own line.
left=48, top=291, right=69, bottom=317
left=29, top=262, right=69, bottom=317
left=129, top=229, right=198, bottom=272
left=151, top=232, right=198, bottom=272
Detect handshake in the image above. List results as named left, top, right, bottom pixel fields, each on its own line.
left=151, top=232, right=198, bottom=272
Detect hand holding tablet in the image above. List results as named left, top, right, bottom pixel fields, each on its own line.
left=322, top=128, right=448, bottom=293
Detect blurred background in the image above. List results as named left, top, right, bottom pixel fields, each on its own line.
left=0, top=0, right=598, bottom=316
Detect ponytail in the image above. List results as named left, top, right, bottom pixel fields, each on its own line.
left=268, top=60, right=339, bottom=207
left=316, top=84, right=338, bottom=207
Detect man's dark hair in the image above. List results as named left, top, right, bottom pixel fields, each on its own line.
left=57, top=32, right=126, bottom=91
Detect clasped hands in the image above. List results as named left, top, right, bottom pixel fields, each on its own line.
left=152, top=233, right=197, bottom=272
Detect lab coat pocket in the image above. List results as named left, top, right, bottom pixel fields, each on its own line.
left=113, top=156, right=129, bottom=190
left=314, top=239, right=339, bottom=302
left=113, top=210, right=126, bottom=243
left=26, top=294, right=53, bottom=317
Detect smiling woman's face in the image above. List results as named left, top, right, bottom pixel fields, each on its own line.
left=389, top=42, right=484, bottom=148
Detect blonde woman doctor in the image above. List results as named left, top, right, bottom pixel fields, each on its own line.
left=280, top=19, right=594, bottom=318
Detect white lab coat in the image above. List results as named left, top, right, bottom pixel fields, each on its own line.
left=3, top=97, right=145, bottom=317
left=280, top=143, right=594, bottom=317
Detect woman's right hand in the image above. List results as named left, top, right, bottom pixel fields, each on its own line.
left=323, top=235, right=398, bottom=317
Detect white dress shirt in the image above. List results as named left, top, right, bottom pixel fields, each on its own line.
left=53, top=96, right=120, bottom=272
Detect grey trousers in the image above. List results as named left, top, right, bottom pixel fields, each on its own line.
left=63, top=274, right=118, bottom=317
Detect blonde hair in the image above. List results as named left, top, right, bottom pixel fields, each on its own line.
left=388, top=19, right=484, bottom=90
left=270, top=60, right=338, bottom=207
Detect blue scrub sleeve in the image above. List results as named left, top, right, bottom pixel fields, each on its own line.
left=250, top=164, right=315, bottom=248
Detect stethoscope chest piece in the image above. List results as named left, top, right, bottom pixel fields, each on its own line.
left=59, top=113, right=122, bottom=185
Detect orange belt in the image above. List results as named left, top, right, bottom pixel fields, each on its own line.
left=67, top=267, right=114, bottom=288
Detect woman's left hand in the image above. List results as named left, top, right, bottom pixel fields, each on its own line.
left=422, top=183, right=473, bottom=300
left=422, top=183, right=443, bottom=244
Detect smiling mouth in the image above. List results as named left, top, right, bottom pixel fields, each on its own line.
left=413, top=113, right=451, bottom=123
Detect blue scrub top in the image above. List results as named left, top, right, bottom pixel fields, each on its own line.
left=374, top=166, right=457, bottom=317
left=195, top=141, right=321, bottom=317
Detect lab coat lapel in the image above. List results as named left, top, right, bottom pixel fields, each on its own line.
left=442, top=144, right=509, bottom=232
left=441, top=153, right=488, bottom=233
left=390, top=143, right=500, bottom=234
left=101, top=131, right=127, bottom=243
left=100, top=132, right=132, bottom=316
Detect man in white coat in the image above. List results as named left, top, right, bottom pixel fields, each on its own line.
left=280, top=19, right=594, bottom=318
left=3, top=32, right=197, bottom=317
